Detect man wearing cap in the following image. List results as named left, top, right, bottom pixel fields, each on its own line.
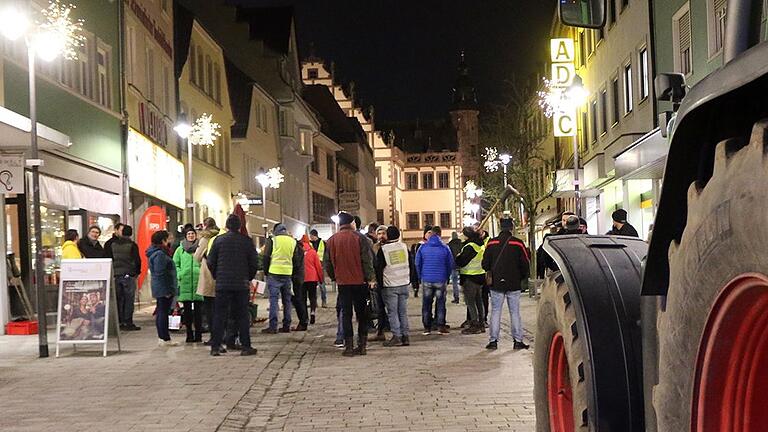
left=607, top=209, right=639, bottom=237
left=206, top=214, right=260, bottom=356
left=325, top=212, right=376, bottom=356
left=482, top=217, right=531, bottom=350
left=309, top=229, right=328, bottom=308
left=261, top=223, right=304, bottom=334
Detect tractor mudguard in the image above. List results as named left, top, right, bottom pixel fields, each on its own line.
left=543, top=234, right=647, bottom=430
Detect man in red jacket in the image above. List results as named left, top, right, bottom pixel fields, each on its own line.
left=325, top=211, right=375, bottom=356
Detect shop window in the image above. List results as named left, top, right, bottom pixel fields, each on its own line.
left=406, top=212, right=420, bottom=230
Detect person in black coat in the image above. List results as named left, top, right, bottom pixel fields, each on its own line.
left=207, top=214, right=260, bottom=356
left=78, top=225, right=106, bottom=258
left=606, top=209, right=640, bottom=237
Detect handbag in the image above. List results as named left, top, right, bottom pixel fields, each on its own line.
left=485, top=237, right=511, bottom=287
left=168, top=314, right=181, bottom=330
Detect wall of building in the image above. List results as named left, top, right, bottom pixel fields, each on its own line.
left=309, top=133, right=340, bottom=224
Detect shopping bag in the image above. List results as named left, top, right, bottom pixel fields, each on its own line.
left=168, top=315, right=181, bottom=330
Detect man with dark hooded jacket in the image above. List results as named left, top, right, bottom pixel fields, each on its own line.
left=482, top=217, right=530, bottom=350
left=207, top=214, right=260, bottom=356
left=454, top=227, right=486, bottom=334
left=261, top=223, right=304, bottom=333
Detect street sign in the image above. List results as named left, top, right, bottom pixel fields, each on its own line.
left=554, top=108, right=577, bottom=137
left=0, top=154, right=24, bottom=195
left=550, top=38, right=575, bottom=63
left=338, top=191, right=360, bottom=213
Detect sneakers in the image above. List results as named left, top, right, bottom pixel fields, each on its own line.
left=382, top=335, right=401, bottom=347
left=486, top=340, right=498, bottom=350
left=310, top=314, right=316, bottom=325
left=240, top=347, right=257, bottom=356
left=333, top=339, right=345, bottom=348
left=513, top=340, right=530, bottom=350
left=158, top=339, right=179, bottom=347
left=261, top=327, right=277, bottom=334
left=422, top=329, right=432, bottom=336
left=438, top=326, right=450, bottom=335
left=401, top=335, right=410, bottom=346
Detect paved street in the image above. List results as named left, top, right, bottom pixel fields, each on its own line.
left=0, top=292, right=537, bottom=432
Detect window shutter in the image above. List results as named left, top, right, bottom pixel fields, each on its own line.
left=679, top=11, right=691, bottom=52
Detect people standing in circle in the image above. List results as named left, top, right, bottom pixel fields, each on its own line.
left=62, top=229, right=83, bottom=259
left=375, top=225, right=411, bottom=347
left=261, top=223, right=304, bottom=334
left=194, top=217, right=219, bottom=345
left=455, top=227, right=486, bottom=335
left=105, top=225, right=141, bottom=331
left=78, top=225, right=106, bottom=258
left=174, top=226, right=203, bottom=343
left=308, top=229, right=328, bottom=308
left=299, top=234, right=323, bottom=326
left=207, top=214, right=260, bottom=356
left=607, top=209, right=639, bottom=237
left=415, top=225, right=455, bottom=335
left=482, top=217, right=530, bottom=350
left=146, top=230, right=179, bottom=347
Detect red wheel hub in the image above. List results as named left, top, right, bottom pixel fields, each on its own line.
left=548, top=332, right=575, bottom=432
left=693, top=273, right=768, bottom=432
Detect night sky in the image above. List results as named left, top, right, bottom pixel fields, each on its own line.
left=230, top=1, right=555, bottom=123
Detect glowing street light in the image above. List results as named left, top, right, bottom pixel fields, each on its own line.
left=0, top=1, right=85, bottom=358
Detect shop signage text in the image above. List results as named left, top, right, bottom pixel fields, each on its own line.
left=138, top=102, right=168, bottom=147
left=128, top=0, right=173, bottom=58
left=551, top=38, right=577, bottom=137
left=338, top=191, right=360, bottom=212
left=127, top=129, right=185, bottom=209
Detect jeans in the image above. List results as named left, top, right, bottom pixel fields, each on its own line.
left=451, top=270, right=460, bottom=301
left=382, top=284, right=410, bottom=337
left=489, top=289, right=523, bottom=343
left=374, top=286, right=389, bottom=331
left=339, top=284, right=368, bottom=342
left=336, top=303, right=344, bottom=342
left=482, top=285, right=490, bottom=322
left=211, top=290, right=251, bottom=349
left=155, top=296, right=173, bottom=341
left=267, top=275, right=293, bottom=330
left=115, top=276, right=137, bottom=325
left=463, top=279, right=485, bottom=324
left=421, top=282, right=447, bottom=329
left=319, top=278, right=328, bottom=304
left=182, top=300, right=203, bottom=339
left=291, top=282, right=309, bottom=326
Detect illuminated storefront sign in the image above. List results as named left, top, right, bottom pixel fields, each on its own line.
left=127, top=129, right=185, bottom=208
left=550, top=38, right=577, bottom=137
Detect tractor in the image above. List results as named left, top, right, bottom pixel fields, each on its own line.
left=534, top=0, right=768, bottom=431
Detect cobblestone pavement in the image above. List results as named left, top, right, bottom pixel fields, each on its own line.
left=0, top=291, right=537, bottom=432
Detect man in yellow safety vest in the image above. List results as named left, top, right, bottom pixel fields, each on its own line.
left=261, top=223, right=304, bottom=333
left=454, top=226, right=487, bottom=334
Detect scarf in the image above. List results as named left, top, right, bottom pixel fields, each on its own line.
left=182, top=239, right=199, bottom=254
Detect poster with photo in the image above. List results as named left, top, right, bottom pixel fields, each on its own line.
left=58, top=280, right=108, bottom=341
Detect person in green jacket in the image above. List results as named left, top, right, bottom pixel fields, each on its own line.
left=174, top=226, right=203, bottom=343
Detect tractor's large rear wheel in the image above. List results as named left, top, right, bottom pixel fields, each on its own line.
left=654, top=120, right=768, bottom=431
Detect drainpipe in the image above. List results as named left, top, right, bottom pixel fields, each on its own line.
left=118, top=0, right=130, bottom=222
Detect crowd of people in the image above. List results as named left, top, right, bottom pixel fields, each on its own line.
left=59, top=206, right=639, bottom=357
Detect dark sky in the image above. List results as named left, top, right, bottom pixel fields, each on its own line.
left=232, top=1, right=555, bottom=123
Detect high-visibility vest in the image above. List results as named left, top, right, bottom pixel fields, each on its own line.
left=459, top=242, right=485, bottom=275
left=381, top=241, right=410, bottom=287
left=316, top=239, right=326, bottom=262
left=269, top=235, right=296, bottom=275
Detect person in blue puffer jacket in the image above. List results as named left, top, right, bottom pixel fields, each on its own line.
left=415, top=226, right=455, bottom=335
left=146, top=230, right=179, bottom=347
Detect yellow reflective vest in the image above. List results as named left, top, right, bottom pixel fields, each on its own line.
left=269, top=235, right=296, bottom=276
left=459, top=242, right=485, bottom=275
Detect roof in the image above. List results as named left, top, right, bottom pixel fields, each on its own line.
left=381, top=119, right=458, bottom=153
left=224, top=57, right=254, bottom=139
left=301, top=85, right=361, bottom=144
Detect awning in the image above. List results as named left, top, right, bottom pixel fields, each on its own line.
left=613, top=128, right=668, bottom=180
left=0, top=106, right=71, bottom=150
left=28, top=173, right=122, bottom=216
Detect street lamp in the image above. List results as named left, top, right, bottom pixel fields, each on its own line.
left=256, top=167, right=284, bottom=236
left=484, top=147, right=513, bottom=210
left=175, top=112, right=220, bottom=224
left=565, top=75, right=587, bottom=217
left=0, top=1, right=85, bottom=358
left=174, top=113, right=193, bottom=222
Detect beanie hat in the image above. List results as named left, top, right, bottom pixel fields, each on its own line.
left=337, top=212, right=354, bottom=226
left=273, top=223, right=287, bottom=234
left=500, top=218, right=514, bottom=230
left=376, top=225, right=388, bottom=233
left=612, top=209, right=628, bottom=223
left=225, top=214, right=241, bottom=231
left=386, top=225, right=400, bottom=240
left=309, top=229, right=319, bottom=236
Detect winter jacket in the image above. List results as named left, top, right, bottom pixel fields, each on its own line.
left=607, top=222, right=639, bottom=237
left=78, top=238, right=106, bottom=258
left=194, top=229, right=219, bottom=297
left=448, top=238, right=463, bottom=258
left=174, top=241, right=202, bottom=302
left=454, top=238, right=486, bottom=286
left=105, top=236, right=141, bottom=277
left=482, top=231, right=530, bottom=292
left=324, top=225, right=375, bottom=285
left=415, top=235, right=455, bottom=284
left=302, top=241, right=323, bottom=283
left=146, top=245, right=178, bottom=299
left=61, top=241, right=82, bottom=259
left=207, top=231, right=260, bottom=291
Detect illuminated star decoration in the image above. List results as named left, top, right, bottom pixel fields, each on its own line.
left=484, top=147, right=512, bottom=173
left=537, top=77, right=567, bottom=119
left=263, top=167, right=284, bottom=189
left=188, top=113, right=221, bottom=146
left=462, top=180, right=483, bottom=226
left=38, top=1, right=85, bottom=61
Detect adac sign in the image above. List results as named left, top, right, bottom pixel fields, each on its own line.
left=551, top=38, right=577, bottom=138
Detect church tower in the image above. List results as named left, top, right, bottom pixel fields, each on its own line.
left=449, top=51, right=480, bottom=182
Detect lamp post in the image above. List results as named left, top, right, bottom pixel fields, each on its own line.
left=484, top=148, right=512, bottom=210
left=0, top=1, right=84, bottom=358
left=173, top=113, right=193, bottom=222
left=565, top=75, right=588, bottom=217
left=256, top=167, right=284, bottom=237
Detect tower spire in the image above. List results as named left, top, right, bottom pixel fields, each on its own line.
left=451, top=51, right=477, bottom=111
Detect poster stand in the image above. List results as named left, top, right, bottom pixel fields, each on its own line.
left=54, top=259, right=122, bottom=357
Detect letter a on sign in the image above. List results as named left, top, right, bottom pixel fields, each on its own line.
left=550, top=38, right=575, bottom=63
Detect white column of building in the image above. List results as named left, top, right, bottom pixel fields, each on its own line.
left=0, top=195, right=8, bottom=335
